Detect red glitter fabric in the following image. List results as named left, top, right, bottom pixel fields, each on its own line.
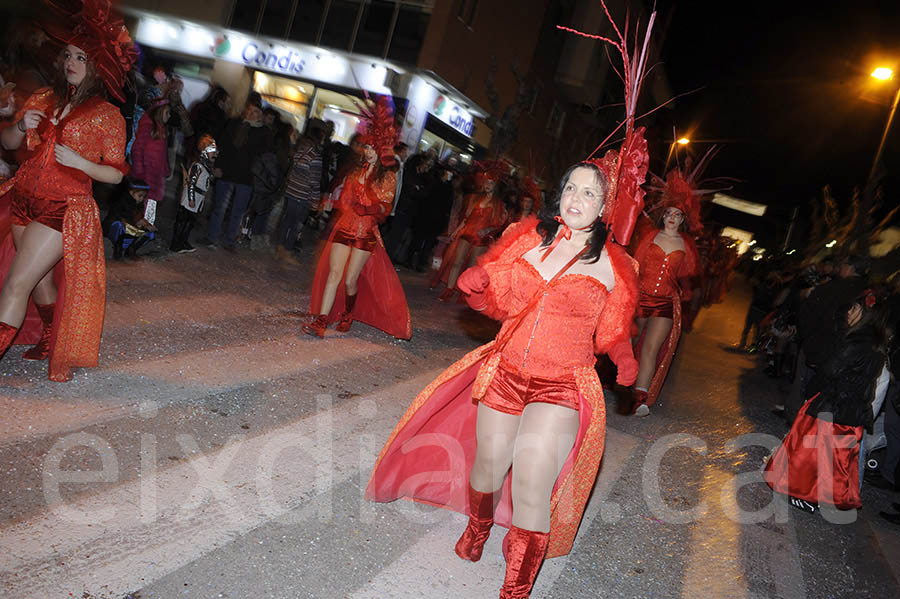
left=331, top=168, right=394, bottom=239
left=366, top=217, right=639, bottom=558
left=480, top=358, right=580, bottom=415
left=309, top=167, right=411, bottom=340
left=0, top=88, right=126, bottom=381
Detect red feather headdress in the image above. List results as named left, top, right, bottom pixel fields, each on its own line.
left=558, top=2, right=655, bottom=246
left=355, top=94, right=398, bottom=166
left=45, top=0, right=137, bottom=103
left=472, top=159, right=510, bottom=187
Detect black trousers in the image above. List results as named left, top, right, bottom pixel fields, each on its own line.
left=171, top=205, right=198, bottom=251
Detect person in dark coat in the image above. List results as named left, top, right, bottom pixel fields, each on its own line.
left=205, top=101, right=273, bottom=251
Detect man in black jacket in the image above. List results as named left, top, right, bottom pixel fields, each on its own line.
left=205, top=101, right=273, bottom=251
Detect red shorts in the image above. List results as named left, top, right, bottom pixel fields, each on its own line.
left=637, top=292, right=674, bottom=319
left=10, top=190, right=67, bottom=232
left=480, top=359, right=579, bottom=415
left=332, top=229, right=377, bottom=252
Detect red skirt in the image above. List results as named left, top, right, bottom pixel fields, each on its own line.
left=637, top=292, right=673, bottom=319
left=764, top=396, right=862, bottom=509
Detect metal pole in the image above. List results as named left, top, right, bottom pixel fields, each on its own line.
left=783, top=205, right=799, bottom=251
left=868, top=85, right=900, bottom=184
left=284, top=0, right=299, bottom=39
left=348, top=0, right=366, bottom=53
left=316, top=0, right=333, bottom=46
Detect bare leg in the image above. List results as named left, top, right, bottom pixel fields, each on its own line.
left=510, top=402, right=580, bottom=532
left=343, top=247, right=372, bottom=296
left=469, top=402, right=521, bottom=493
left=633, top=316, right=648, bottom=348
left=318, top=242, right=351, bottom=316
left=0, top=223, right=63, bottom=326
left=446, top=238, right=472, bottom=290
left=634, top=316, right=674, bottom=390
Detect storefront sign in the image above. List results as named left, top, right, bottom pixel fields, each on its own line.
left=133, top=15, right=389, bottom=94
left=432, top=95, right=475, bottom=137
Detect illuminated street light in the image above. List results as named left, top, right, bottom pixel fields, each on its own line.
left=826, top=239, right=837, bottom=248
left=868, top=66, right=900, bottom=183
left=871, top=67, right=894, bottom=80
left=676, top=137, right=690, bottom=145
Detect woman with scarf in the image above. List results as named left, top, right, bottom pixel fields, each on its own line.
left=302, top=97, right=411, bottom=340
left=0, top=0, right=136, bottom=381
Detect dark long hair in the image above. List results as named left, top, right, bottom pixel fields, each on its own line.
left=536, top=162, right=610, bottom=263
left=52, top=47, right=105, bottom=111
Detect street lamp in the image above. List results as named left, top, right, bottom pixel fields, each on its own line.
left=665, top=136, right=690, bottom=170
left=868, top=66, right=900, bottom=184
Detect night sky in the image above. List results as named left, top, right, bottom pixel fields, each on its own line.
left=655, top=1, right=900, bottom=217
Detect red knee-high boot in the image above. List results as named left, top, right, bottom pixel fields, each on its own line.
left=23, top=303, right=55, bottom=360
left=0, top=321, right=19, bottom=360
left=454, top=485, right=496, bottom=562
left=335, top=293, right=357, bottom=333
left=499, top=526, right=550, bottom=599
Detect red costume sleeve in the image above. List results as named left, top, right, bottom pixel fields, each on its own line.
left=100, top=102, right=130, bottom=175
left=476, top=216, right=541, bottom=321
left=594, top=242, right=639, bottom=356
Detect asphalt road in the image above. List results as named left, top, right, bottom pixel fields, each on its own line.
left=1, top=237, right=898, bottom=599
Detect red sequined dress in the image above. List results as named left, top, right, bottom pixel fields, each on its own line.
left=632, top=229, right=699, bottom=405
left=0, top=88, right=128, bottom=381
left=367, top=217, right=639, bottom=558
left=309, top=167, right=411, bottom=339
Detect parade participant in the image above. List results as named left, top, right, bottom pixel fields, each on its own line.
left=765, top=290, right=886, bottom=513
left=302, top=96, right=411, bottom=340
left=367, top=9, right=654, bottom=596
left=431, top=160, right=509, bottom=302
left=0, top=0, right=136, bottom=380
left=630, top=170, right=701, bottom=416
left=170, top=135, right=216, bottom=253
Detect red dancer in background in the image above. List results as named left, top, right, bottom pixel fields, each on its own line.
left=0, top=0, right=136, bottom=381
left=303, top=97, right=411, bottom=340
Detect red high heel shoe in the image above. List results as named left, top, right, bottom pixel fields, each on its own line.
left=23, top=303, right=55, bottom=360
left=437, top=288, right=455, bottom=302
left=0, top=321, right=19, bottom=360
left=335, top=294, right=357, bottom=333
left=302, top=315, right=328, bottom=338
left=631, top=388, right=649, bottom=416
left=454, top=485, right=495, bottom=562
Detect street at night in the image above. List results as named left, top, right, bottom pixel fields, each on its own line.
left=0, top=247, right=897, bottom=598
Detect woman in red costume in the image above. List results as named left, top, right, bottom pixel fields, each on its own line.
left=0, top=0, right=135, bottom=381
left=630, top=171, right=700, bottom=416
left=303, top=97, right=411, bottom=340
left=432, top=161, right=508, bottom=302
left=367, top=153, right=644, bottom=597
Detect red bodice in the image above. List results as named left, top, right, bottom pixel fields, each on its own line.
left=633, top=230, right=698, bottom=298
left=11, top=89, right=128, bottom=202
left=495, top=258, right=609, bottom=377
left=476, top=217, right=639, bottom=380
left=459, top=196, right=505, bottom=241
left=333, top=167, right=396, bottom=238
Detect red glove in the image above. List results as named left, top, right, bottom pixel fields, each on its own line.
left=456, top=266, right=490, bottom=311
left=608, top=341, right=639, bottom=386
left=457, top=266, right=490, bottom=295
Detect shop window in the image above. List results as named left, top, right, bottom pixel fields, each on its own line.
left=354, top=0, right=397, bottom=56
left=289, top=0, right=328, bottom=44
left=253, top=71, right=314, bottom=133
left=311, top=88, right=365, bottom=145
left=260, top=0, right=296, bottom=38
left=321, top=0, right=363, bottom=51
left=457, top=0, right=478, bottom=28
left=387, top=5, right=430, bottom=64
left=229, top=0, right=261, bottom=33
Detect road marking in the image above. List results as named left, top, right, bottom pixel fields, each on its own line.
left=0, top=370, right=441, bottom=598
left=350, top=428, right=640, bottom=598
